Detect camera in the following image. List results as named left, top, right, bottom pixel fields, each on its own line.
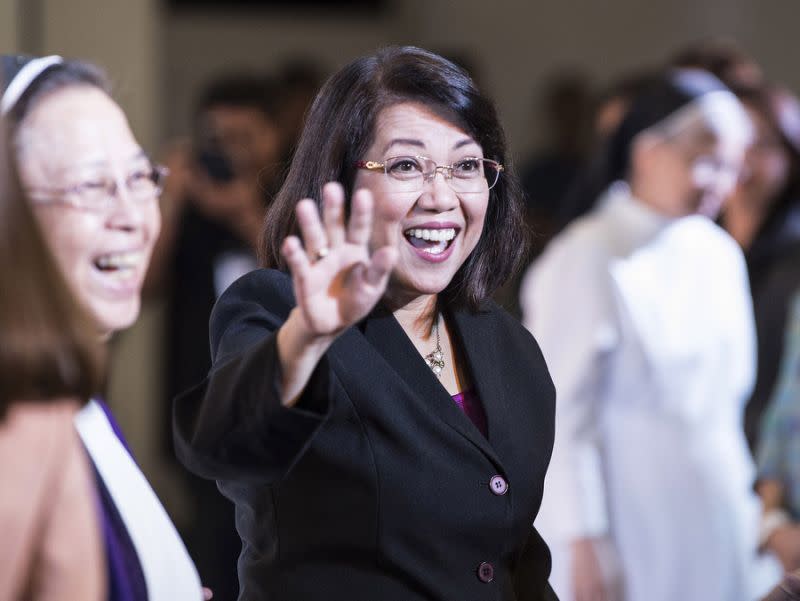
left=195, top=141, right=235, bottom=184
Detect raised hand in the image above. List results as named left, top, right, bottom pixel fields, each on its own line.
left=276, top=182, right=398, bottom=405
left=282, top=182, right=398, bottom=337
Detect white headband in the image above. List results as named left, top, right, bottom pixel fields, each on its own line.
left=1, top=55, right=63, bottom=115
left=636, top=89, right=753, bottom=150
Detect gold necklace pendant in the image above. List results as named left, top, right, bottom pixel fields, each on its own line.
left=424, top=317, right=445, bottom=377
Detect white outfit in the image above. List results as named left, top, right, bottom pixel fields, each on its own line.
left=521, top=183, right=780, bottom=601
left=75, top=400, right=203, bottom=601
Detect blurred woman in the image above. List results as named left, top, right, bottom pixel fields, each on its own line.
left=0, top=103, right=104, bottom=601
left=720, top=86, right=800, bottom=452
left=175, top=46, right=557, bottom=600
left=2, top=55, right=203, bottom=601
left=521, top=69, right=780, bottom=601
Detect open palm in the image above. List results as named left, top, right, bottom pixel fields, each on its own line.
left=282, top=183, right=398, bottom=337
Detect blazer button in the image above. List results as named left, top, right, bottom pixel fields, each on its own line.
left=489, top=475, right=508, bottom=495
left=477, top=561, right=494, bottom=583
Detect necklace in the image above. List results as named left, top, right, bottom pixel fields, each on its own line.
left=424, top=316, right=445, bottom=377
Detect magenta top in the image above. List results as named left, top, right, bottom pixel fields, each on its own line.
left=451, top=388, right=487, bottom=437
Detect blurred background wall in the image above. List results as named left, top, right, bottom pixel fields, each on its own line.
left=163, top=0, right=800, bottom=158
left=3, top=0, right=796, bottom=157
left=0, top=0, right=798, bottom=514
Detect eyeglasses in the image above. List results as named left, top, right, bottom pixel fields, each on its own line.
left=27, top=164, right=169, bottom=211
left=355, top=155, right=504, bottom=194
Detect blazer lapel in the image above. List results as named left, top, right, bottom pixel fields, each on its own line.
left=352, top=303, right=502, bottom=467
left=450, top=306, right=516, bottom=470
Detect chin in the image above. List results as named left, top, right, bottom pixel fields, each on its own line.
left=92, top=300, right=141, bottom=336
left=393, top=274, right=453, bottom=299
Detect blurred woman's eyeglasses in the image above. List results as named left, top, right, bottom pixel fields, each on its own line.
left=27, top=163, right=169, bottom=211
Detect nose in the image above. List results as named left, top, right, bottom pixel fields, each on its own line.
left=418, top=170, right=459, bottom=213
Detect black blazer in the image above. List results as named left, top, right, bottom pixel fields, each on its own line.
left=174, top=269, right=558, bottom=601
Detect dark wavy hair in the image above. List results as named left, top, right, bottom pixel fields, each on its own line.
left=260, top=46, right=528, bottom=311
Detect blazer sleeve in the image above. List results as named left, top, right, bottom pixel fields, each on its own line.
left=173, top=269, right=335, bottom=483
left=520, top=234, right=617, bottom=541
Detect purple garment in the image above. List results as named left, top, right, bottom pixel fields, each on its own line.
left=86, top=401, right=149, bottom=601
left=451, top=388, right=487, bottom=437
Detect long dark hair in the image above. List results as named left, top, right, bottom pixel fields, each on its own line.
left=0, top=122, right=104, bottom=416
left=261, top=46, right=528, bottom=311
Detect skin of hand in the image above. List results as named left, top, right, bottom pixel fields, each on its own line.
left=768, top=525, right=800, bottom=573
left=757, top=479, right=800, bottom=572
left=571, top=537, right=623, bottom=601
left=759, top=479, right=785, bottom=513
left=276, top=182, right=398, bottom=405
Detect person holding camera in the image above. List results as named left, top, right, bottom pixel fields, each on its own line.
left=147, top=73, right=285, bottom=601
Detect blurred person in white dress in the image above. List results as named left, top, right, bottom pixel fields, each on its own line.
left=521, top=69, right=781, bottom=601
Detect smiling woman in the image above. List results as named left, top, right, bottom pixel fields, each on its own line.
left=12, top=82, right=161, bottom=334
left=2, top=54, right=204, bottom=601
left=174, top=46, right=558, bottom=601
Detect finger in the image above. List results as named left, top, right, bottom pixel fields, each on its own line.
left=377, top=199, right=400, bottom=251
left=346, top=187, right=374, bottom=246
left=202, top=587, right=214, bottom=600
left=322, top=182, right=346, bottom=247
left=363, top=246, right=397, bottom=287
left=295, top=198, right=328, bottom=256
left=282, top=235, right=312, bottom=294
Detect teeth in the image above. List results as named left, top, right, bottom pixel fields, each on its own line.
left=406, top=228, right=456, bottom=242
left=95, top=251, right=143, bottom=270
left=423, top=243, right=446, bottom=255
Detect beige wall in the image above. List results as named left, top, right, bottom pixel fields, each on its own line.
left=0, top=0, right=20, bottom=53
left=8, top=0, right=800, bottom=187
left=38, top=0, right=163, bottom=151
left=165, top=0, right=800, bottom=161
left=164, top=9, right=400, bottom=138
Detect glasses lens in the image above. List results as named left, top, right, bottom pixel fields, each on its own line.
left=484, top=160, right=501, bottom=190
left=127, top=165, right=167, bottom=200
left=385, top=156, right=425, bottom=192
left=71, top=180, right=112, bottom=210
left=449, top=159, right=500, bottom=193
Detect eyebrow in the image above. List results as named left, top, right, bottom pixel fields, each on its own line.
left=382, top=137, right=478, bottom=155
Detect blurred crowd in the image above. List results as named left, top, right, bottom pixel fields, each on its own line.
left=517, top=39, right=800, bottom=601
left=3, top=35, right=800, bottom=601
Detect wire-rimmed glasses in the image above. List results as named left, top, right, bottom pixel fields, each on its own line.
left=355, top=155, right=504, bottom=194
left=27, top=163, right=169, bottom=211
